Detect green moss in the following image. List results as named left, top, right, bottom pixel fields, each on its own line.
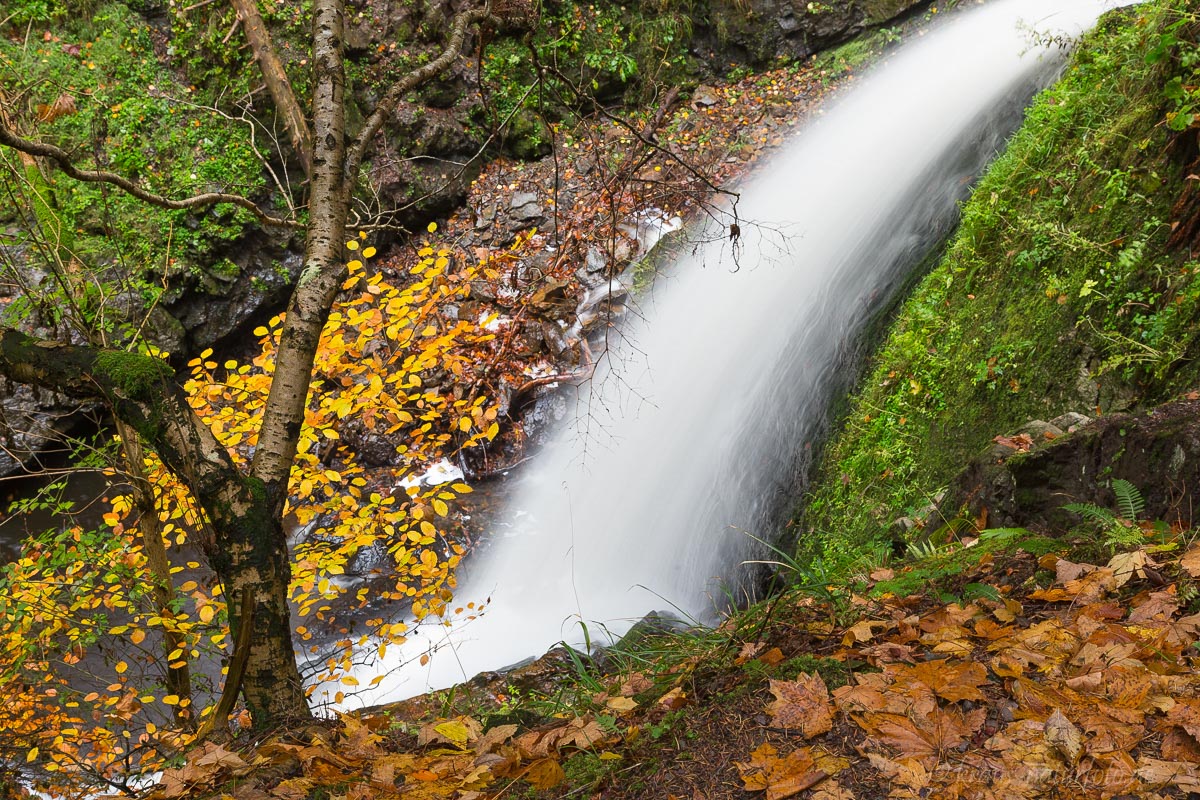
left=94, top=350, right=174, bottom=400
left=0, top=2, right=268, bottom=334
left=798, top=2, right=1200, bottom=571
left=243, top=476, right=268, bottom=504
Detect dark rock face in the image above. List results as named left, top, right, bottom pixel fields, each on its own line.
left=161, top=229, right=304, bottom=353
left=935, top=397, right=1200, bottom=533
left=696, top=0, right=926, bottom=67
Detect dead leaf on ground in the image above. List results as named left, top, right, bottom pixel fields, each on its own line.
left=1180, top=545, right=1200, bottom=577
left=1044, top=708, right=1084, bottom=765
left=523, top=758, right=566, bottom=790
left=766, top=674, right=834, bottom=738
left=737, top=743, right=844, bottom=800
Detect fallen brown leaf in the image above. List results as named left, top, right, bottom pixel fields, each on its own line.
left=766, top=674, right=834, bottom=738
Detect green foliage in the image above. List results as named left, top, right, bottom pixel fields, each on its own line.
left=869, top=527, right=1048, bottom=601
left=800, top=1, right=1200, bottom=570
left=95, top=349, right=173, bottom=400
left=478, top=0, right=694, bottom=154
left=0, top=2, right=269, bottom=337
left=1063, top=478, right=1150, bottom=551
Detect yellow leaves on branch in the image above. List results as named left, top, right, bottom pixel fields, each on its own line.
left=5, top=230, right=510, bottom=794
left=183, top=234, right=503, bottom=674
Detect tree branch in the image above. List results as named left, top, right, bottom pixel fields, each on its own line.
left=0, top=119, right=300, bottom=228
left=0, top=328, right=239, bottom=503
left=343, top=5, right=496, bottom=196
left=231, top=0, right=314, bottom=179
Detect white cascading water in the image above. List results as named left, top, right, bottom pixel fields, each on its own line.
left=324, top=0, right=1128, bottom=709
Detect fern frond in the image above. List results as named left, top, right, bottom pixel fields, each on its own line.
left=1112, top=478, right=1145, bottom=521
left=1063, top=502, right=1118, bottom=526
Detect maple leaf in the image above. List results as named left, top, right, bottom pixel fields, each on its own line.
left=859, top=707, right=985, bottom=761
left=841, top=619, right=893, bottom=646
left=473, top=724, right=518, bottom=755
left=417, top=716, right=481, bottom=748
left=618, top=671, right=653, bottom=696
left=1132, top=758, right=1200, bottom=796
left=985, top=719, right=1067, bottom=786
left=856, top=641, right=917, bottom=665
left=737, top=743, right=844, bottom=800
left=766, top=674, right=834, bottom=738
left=1107, top=550, right=1154, bottom=588
left=890, top=660, right=990, bottom=703
left=863, top=753, right=931, bottom=794
left=523, top=758, right=565, bottom=790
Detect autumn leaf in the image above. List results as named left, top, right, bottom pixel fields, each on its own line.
left=1180, top=545, right=1200, bottom=577
left=737, top=743, right=839, bottom=800
left=523, top=758, right=565, bottom=790
left=766, top=674, right=834, bottom=738
left=1043, top=708, right=1083, bottom=765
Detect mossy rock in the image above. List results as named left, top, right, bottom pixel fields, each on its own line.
left=798, top=2, right=1200, bottom=569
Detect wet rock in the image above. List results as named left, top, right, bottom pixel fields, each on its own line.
left=508, top=191, right=544, bottom=224
left=1016, top=419, right=1065, bottom=444
left=540, top=320, right=569, bottom=357
left=691, top=84, right=721, bottom=108
left=694, top=0, right=924, bottom=68
left=474, top=203, right=496, bottom=230
left=164, top=232, right=304, bottom=351
left=1049, top=411, right=1091, bottom=433
left=347, top=539, right=389, bottom=577
left=510, top=192, right=539, bottom=210
left=0, top=382, right=92, bottom=476
left=575, top=247, right=611, bottom=289
left=934, top=396, right=1200, bottom=532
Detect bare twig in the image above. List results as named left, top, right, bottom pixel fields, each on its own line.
left=344, top=6, right=497, bottom=196
left=0, top=120, right=300, bottom=228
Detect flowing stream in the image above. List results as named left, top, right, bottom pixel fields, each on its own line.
left=325, top=0, right=1127, bottom=709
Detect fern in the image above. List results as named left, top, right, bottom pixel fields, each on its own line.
left=1063, top=479, right=1148, bottom=552
left=1062, top=502, right=1118, bottom=526
left=906, top=539, right=945, bottom=560
left=1113, top=478, right=1146, bottom=521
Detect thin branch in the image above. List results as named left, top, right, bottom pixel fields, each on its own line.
left=344, top=5, right=496, bottom=196
left=540, top=60, right=740, bottom=204
left=0, top=121, right=301, bottom=228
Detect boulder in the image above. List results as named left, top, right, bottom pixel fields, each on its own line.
left=934, top=396, right=1200, bottom=533
left=695, top=0, right=926, bottom=68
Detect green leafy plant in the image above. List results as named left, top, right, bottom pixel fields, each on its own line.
left=1062, top=478, right=1148, bottom=550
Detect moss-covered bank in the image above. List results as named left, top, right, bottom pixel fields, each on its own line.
left=799, top=0, right=1200, bottom=569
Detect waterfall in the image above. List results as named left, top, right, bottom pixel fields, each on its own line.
left=325, top=0, right=1127, bottom=709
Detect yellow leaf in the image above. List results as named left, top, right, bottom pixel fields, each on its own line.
left=486, top=422, right=500, bottom=440
left=162, top=694, right=180, bottom=706
left=363, top=246, right=377, bottom=258
left=199, top=604, right=215, bottom=624
left=434, top=720, right=472, bottom=746
left=459, top=417, right=472, bottom=433
left=115, top=661, right=128, bottom=674
left=525, top=758, right=565, bottom=790
left=346, top=240, right=359, bottom=251
left=341, top=676, right=360, bottom=686
left=427, top=222, right=437, bottom=233
left=26, top=747, right=38, bottom=762
left=433, top=499, right=449, bottom=516
left=130, top=629, right=146, bottom=645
